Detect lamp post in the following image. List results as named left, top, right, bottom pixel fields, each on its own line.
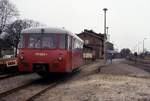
left=106, top=26, right=109, bottom=41
left=103, top=8, right=108, bottom=36
left=103, top=8, right=108, bottom=63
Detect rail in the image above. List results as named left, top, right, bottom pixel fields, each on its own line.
left=0, top=73, right=19, bottom=81
left=0, top=60, right=104, bottom=100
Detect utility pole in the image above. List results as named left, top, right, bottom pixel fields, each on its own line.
left=103, top=8, right=108, bottom=64
left=106, top=26, right=109, bottom=34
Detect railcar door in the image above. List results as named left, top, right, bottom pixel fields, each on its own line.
left=68, top=35, right=73, bottom=72
left=72, top=37, right=76, bottom=70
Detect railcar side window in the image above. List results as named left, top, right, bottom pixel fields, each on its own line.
left=72, top=38, right=75, bottom=50
left=68, top=35, right=72, bottom=50
left=72, top=38, right=83, bottom=51
left=59, top=34, right=67, bottom=49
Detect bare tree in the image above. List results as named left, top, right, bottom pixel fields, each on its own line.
left=3, top=19, right=43, bottom=56
left=0, top=0, right=19, bottom=34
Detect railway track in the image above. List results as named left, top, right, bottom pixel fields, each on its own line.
left=0, top=72, right=32, bottom=81
left=0, top=81, right=33, bottom=98
left=0, top=73, right=19, bottom=80
left=126, top=60, right=150, bottom=73
left=27, top=61, right=102, bottom=101
left=26, top=75, right=70, bottom=101
left=0, top=61, right=102, bottom=101
left=0, top=74, right=72, bottom=101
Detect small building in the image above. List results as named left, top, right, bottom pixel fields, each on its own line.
left=105, top=41, right=116, bottom=59
left=77, top=29, right=104, bottom=59
left=106, top=41, right=114, bottom=52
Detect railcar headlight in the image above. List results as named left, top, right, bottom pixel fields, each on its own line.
left=58, top=56, right=63, bottom=61
left=19, top=55, right=24, bottom=60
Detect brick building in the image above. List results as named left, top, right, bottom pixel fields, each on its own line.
left=77, top=29, right=104, bottom=59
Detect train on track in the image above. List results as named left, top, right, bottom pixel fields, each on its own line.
left=17, top=27, right=84, bottom=77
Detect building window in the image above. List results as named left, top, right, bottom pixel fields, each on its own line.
left=85, top=40, right=89, bottom=44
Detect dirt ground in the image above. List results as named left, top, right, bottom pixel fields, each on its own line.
left=34, top=59, right=150, bottom=101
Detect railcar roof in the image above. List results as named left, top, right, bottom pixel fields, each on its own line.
left=21, top=27, right=83, bottom=42
left=21, top=27, right=68, bottom=34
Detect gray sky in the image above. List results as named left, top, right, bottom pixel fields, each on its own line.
left=11, top=0, right=150, bottom=52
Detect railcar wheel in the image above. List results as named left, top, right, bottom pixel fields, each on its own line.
left=37, top=72, right=69, bottom=79
left=72, top=68, right=80, bottom=73
left=37, top=72, right=61, bottom=79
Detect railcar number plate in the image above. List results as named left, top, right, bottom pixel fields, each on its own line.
left=35, top=53, right=48, bottom=57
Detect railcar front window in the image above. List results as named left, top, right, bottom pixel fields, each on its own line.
left=28, top=34, right=56, bottom=49
left=29, top=36, right=41, bottom=48
left=42, top=35, right=56, bottom=48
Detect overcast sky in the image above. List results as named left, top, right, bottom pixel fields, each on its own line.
left=11, top=0, right=150, bottom=52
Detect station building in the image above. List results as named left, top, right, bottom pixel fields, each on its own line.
left=77, top=29, right=104, bottom=59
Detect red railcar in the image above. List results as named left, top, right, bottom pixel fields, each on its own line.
left=18, top=27, right=84, bottom=77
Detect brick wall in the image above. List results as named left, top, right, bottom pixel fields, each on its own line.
left=77, top=31, right=104, bottom=59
